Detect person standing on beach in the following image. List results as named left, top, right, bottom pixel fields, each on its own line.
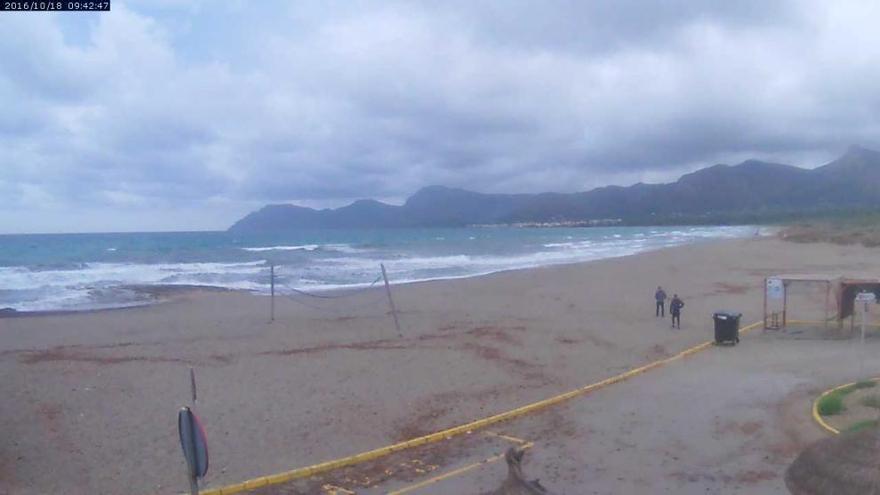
left=670, top=294, right=684, bottom=328
left=655, top=286, right=667, bottom=317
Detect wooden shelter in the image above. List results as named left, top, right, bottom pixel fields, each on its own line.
left=763, top=274, right=880, bottom=331
left=839, top=278, right=880, bottom=321
left=763, top=274, right=837, bottom=330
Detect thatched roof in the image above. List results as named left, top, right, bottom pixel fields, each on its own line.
left=786, top=427, right=880, bottom=494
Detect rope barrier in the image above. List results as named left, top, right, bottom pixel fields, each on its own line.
left=283, top=291, right=389, bottom=313
left=282, top=275, right=383, bottom=299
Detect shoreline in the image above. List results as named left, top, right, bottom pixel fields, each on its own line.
left=0, top=233, right=759, bottom=318
left=0, top=284, right=238, bottom=319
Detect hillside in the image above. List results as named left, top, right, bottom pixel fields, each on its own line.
left=229, top=146, right=880, bottom=232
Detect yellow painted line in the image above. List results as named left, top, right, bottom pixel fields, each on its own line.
left=386, top=442, right=534, bottom=495
left=197, top=321, right=763, bottom=495
left=321, top=484, right=356, bottom=495
left=811, top=377, right=880, bottom=435
left=788, top=319, right=880, bottom=328
left=483, top=431, right=529, bottom=445
left=811, top=382, right=849, bottom=435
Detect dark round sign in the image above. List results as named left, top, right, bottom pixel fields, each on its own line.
left=178, top=406, right=209, bottom=478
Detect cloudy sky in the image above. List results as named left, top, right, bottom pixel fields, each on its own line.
left=2, top=0, right=879, bottom=233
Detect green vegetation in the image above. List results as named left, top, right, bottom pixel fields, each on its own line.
left=817, top=383, right=873, bottom=416
left=817, top=380, right=880, bottom=416
left=781, top=211, right=880, bottom=247
left=817, top=391, right=846, bottom=416
left=844, top=419, right=880, bottom=433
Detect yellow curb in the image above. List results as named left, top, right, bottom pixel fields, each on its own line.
left=811, top=382, right=850, bottom=435
left=386, top=441, right=535, bottom=495
left=197, top=320, right=762, bottom=495
left=787, top=319, right=880, bottom=329
left=811, top=377, right=880, bottom=436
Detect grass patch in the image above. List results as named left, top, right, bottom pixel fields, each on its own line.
left=780, top=211, right=880, bottom=248
left=818, top=392, right=846, bottom=416
left=860, top=394, right=880, bottom=409
left=817, top=380, right=878, bottom=416
left=844, top=419, right=880, bottom=434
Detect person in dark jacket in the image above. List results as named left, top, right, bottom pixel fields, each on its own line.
left=655, top=286, right=667, bottom=317
left=670, top=294, right=684, bottom=328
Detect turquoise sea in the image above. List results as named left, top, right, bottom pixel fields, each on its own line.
left=0, top=226, right=755, bottom=311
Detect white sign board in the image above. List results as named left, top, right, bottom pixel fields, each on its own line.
left=856, top=292, right=876, bottom=303
left=766, top=278, right=785, bottom=300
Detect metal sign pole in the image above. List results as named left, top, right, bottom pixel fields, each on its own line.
left=189, top=470, right=199, bottom=495
left=178, top=406, right=208, bottom=495
left=187, top=409, right=200, bottom=495
left=855, top=291, right=876, bottom=378
left=188, top=368, right=198, bottom=494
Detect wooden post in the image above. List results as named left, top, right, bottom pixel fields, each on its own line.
left=380, top=263, right=402, bottom=337
left=763, top=277, right=768, bottom=330
left=269, top=263, right=275, bottom=323
left=782, top=281, right=788, bottom=328
left=190, top=367, right=197, bottom=405
left=860, top=297, right=869, bottom=377
left=824, top=281, right=830, bottom=329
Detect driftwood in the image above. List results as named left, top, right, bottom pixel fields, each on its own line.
left=484, top=447, right=554, bottom=495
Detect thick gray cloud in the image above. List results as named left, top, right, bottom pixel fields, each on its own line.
left=1, top=0, right=879, bottom=232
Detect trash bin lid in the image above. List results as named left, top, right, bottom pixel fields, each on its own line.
left=713, top=310, right=742, bottom=318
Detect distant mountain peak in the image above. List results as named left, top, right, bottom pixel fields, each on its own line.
left=842, top=144, right=880, bottom=160
left=347, top=198, right=389, bottom=207
left=229, top=146, right=880, bottom=232
left=415, top=185, right=460, bottom=194
left=407, top=185, right=469, bottom=200
left=739, top=158, right=774, bottom=167
left=818, top=145, right=880, bottom=173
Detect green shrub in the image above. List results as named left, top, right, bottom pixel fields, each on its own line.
left=817, top=381, right=878, bottom=416
left=818, top=393, right=845, bottom=416
left=845, top=419, right=879, bottom=433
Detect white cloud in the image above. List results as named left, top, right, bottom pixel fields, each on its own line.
left=1, top=1, right=880, bottom=232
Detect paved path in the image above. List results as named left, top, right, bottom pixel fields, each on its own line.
left=260, top=330, right=880, bottom=494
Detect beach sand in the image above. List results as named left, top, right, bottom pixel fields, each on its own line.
left=1, top=237, right=877, bottom=494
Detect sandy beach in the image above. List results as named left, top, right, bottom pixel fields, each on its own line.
left=2, top=236, right=879, bottom=495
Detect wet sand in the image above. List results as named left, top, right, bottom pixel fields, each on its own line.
left=1, top=237, right=877, bottom=494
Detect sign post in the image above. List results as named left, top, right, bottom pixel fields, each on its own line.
left=766, top=278, right=784, bottom=300
left=765, top=278, right=785, bottom=329
left=178, top=406, right=209, bottom=495
left=856, top=291, right=876, bottom=377
left=856, top=292, right=876, bottom=344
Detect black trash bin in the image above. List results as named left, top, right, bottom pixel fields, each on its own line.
left=713, top=311, right=742, bottom=345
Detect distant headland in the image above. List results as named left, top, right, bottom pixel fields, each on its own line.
left=230, top=146, right=880, bottom=232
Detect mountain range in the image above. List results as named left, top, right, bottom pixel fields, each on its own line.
left=229, top=146, right=880, bottom=232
